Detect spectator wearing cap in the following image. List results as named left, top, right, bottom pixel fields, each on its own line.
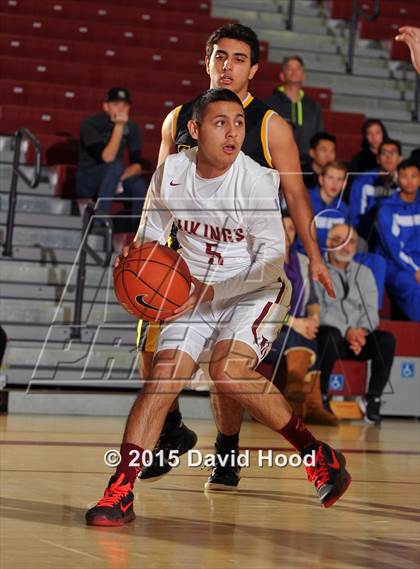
left=76, top=87, right=147, bottom=228
left=265, top=56, right=324, bottom=161
left=300, top=132, right=336, bottom=189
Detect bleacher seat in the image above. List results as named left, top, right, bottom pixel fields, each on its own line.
left=360, top=16, right=420, bottom=42
left=335, top=134, right=362, bottom=163
left=0, top=78, right=181, bottom=116
left=324, top=110, right=365, bottom=135
left=327, top=0, right=420, bottom=21
left=0, top=1, right=230, bottom=33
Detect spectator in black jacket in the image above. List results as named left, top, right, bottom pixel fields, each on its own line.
left=350, top=119, right=390, bottom=174
left=76, top=87, right=147, bottom=228
left=265, top=56, right=323, bottom=161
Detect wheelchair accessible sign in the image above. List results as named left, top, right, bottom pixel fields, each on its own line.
left=329, top=374, right=345, bottom=391
left=401, top=362, right=415, bottom=379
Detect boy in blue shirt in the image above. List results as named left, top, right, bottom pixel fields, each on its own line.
left=377, top=159, right=420, bottom=321
left=296, top=161, right=349, bottom=254
left=349, top=139, right=402, bottom=243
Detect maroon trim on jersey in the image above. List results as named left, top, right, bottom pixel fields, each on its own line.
left=251, top=279, right=286, bottom=346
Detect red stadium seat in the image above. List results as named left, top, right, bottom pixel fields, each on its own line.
left=390, top=38, right=412, bottom=62
left=0, top=79, right=181, bottom=116
left=327, top=0, right=420, bottom=21
left=0, top=55, right=210, bottom=97
left=0, top=13, right=218, bottom=53
left=335, top=134, right=362, bottom=163
left=74, top=0, right=210, bottom=13
left=324, top=110, right=365, bottom=135
left=360, top=16, right=420, bottom=41
left=0, top=1, right=229, bottom=34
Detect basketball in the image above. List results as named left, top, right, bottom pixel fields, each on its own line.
left=113, top=242, right=192, bottom=321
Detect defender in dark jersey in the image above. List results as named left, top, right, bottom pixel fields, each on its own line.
left=137, top=24, right=335, bottom=489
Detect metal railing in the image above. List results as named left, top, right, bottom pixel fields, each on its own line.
left=346, top=0, right=381, bottom=74
left=285, top=0, right=295, bottom=31
left=71, top=204, right=113, bottom=339
left=2, top=128, right=42, bottom=257
left=412, top=74, right=420, bottom=122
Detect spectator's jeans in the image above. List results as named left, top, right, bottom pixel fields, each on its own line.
left=76, top=161, right=148, bottom=219
left=316, top=325, right=396, bottom=398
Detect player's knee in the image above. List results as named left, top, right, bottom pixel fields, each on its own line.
left=145, top=364, right=186, bottom=395
left=209, top=359, right=249, bottom=391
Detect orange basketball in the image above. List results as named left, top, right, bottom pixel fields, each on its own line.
left=113, top=242, right=191, bottom=321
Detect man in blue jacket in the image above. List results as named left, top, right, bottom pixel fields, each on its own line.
left=296, top=161, right=349, bottom=254
left=376, top=159, right=420, bottom=321
left=349, top=139, right=402, bottom=243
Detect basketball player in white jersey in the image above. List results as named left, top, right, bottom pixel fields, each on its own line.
left=138, top=24, right=335, bottom=489
left=86, top=89, right=351, bottom=527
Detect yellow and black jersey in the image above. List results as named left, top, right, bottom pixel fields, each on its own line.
left=172, top=93, right=275, bottom=168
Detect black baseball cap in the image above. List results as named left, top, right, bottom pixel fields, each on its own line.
left=105, top=87, right=132, bottom=103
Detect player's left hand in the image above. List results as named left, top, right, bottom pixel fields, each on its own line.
left=164, top=276, right=214, bottom=321
left=309, top=258, right=336, bottom=299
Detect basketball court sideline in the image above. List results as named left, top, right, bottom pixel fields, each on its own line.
left=1, top=415, right=419, bottom=569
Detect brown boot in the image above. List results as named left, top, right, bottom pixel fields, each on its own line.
left=284, top=349, right=314, bottom=417
left=303, top=371, right=339, bottom=426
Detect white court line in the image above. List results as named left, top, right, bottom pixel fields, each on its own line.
left=40, top=539, right=102, bottom=561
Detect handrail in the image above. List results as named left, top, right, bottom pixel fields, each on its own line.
left=2, top=128, right=42, bottom=257
left=412, top=73, right=420, bottom=122
left=71, top=204, right=113, bottom=339
left=285, top=0, right=295, bottom=31
left=346, top=0, right=381, bottom=74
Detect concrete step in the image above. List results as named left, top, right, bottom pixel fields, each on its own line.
left=0, top=223, right=103, bottom=249
left=0, top=281, right=119, bottom=303
left=0, top=258, right=112, bottom=286
left=0, top=191, right=72, bottom=215
left=384, top=121, right=420, bottom=147
left=5, top=344, right=138, bottom=374
left=0, top=167, right=56, bottom=197
left=4, top=368, right=140, bottom=388
left=212, top=0, right=321, bottom=18
left=332, top=94, right=414, bottom=124
left=3, top=322, right=137, bottom=344
left=0, top=297, right=133, bottom=324
left=213, top=7, right=327, bottom=35
left=8, top=244, right=105, bottom=266
left=257, top=28, right=340, bottom=54
left=304, top=70, right=402, bottom=99
left=0, top=210, right=81, bottom=230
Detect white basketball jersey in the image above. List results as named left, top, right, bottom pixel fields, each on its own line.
left=136, top=148, right=287, bottom=301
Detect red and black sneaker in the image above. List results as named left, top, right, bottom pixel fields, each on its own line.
left=303, top=442, right=351, bottom=508
left=86, top=473, right=135, bottom=527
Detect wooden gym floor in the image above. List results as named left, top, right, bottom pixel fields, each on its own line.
left=1, top=414, right=419, bottom=569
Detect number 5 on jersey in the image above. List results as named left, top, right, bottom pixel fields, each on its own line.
left=206, top=243, right=224, bottom=265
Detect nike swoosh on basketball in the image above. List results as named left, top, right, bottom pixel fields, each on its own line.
left=120, top=501, right=133, bottom=513
left=170, top=180, right=181, bottom=186
left=136, top=295, right=158, bottom=310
